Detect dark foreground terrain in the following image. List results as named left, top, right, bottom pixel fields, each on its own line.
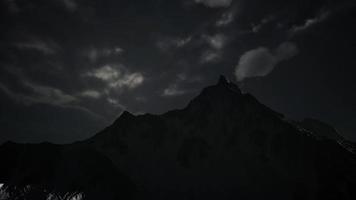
left=1, top=76, right=355, bottom=199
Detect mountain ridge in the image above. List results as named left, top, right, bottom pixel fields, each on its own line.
left=1, top=75, right=356, bottom=200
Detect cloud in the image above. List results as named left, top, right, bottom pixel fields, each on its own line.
left=86, top=46, right=124, bottom=63
left=80, top=90, right=101, bottom=99
left=0, top=65, right=77, bottom=106
left=290, top=11, right=330, bottom=34
left=203, top=34, right=227, bottom=50
left=14, top=40, right=59, bottom=55
left=104, top=47, right=124, bottom=56
left=216, top=11, right=235, bottom=27
left=87, top=65, right=119, bottom=81
left=251, top=16, right=275, bottom=33
left=194, top=0, right=232, bottom=8
left=24, top=81, right=77, bottom=105
left=161, top=73, right=201, bottom=97
left=112, top=72, right=144, bottom=89
left=162, top=84, right=186, bottom=97
left=199, top=34, right=227, bottom=64
left=85, top=65, right=144, bottom=90
left=235, top=42, right=298, bottom=81
left=175, top=37, right=192, bottom=48
left=0, top=81, right=77, bottom=106
left=0, top=82, right=21, bottom=102
left=107, top=98, right=126, bottom=109
left=156, top=36, right=192, bottom=51
left=200, top=50, right=221, bottom=64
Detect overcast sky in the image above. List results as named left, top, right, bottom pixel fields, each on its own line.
left=0, top=0, right=355, bottom=143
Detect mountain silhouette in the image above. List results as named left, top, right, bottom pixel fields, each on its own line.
left=1, top=76, right=355, bottom=200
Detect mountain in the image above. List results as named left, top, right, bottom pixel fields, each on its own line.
left=1, top=76, right=356, bottom=200
left=0, top=142, right=135, bottom=199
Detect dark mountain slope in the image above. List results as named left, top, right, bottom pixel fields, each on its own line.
left=0, top=142, right=135, bottom=199
left=1, top=76, right=355, bottom=199
left=85, top=76, right=356, bottom=199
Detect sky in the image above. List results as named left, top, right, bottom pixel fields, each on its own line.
left=0, top=0, right=355, bottom=143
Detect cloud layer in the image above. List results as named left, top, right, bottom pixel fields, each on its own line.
left=1, top=0, right=355, bottom=143
left=85, top=65, right=144, bottom=90
left=235, top=42, right=298, bottom=81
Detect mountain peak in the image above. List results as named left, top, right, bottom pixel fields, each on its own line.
left=215, top=75, right=242, bottom=95
left=218, top=75, right=229, bottom=85
left=185, top=76, right=244, bottom=112
left=119, top=111, right=135, bottom=120
left=112, top=111, right=135, bottom=125
left=121, top=110, right=134, bottom=116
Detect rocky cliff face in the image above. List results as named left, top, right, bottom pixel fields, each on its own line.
left=1, top=76, right=355, bottom=200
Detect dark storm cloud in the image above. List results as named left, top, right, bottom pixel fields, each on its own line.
left=0, top=0, right=355, bottom=143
